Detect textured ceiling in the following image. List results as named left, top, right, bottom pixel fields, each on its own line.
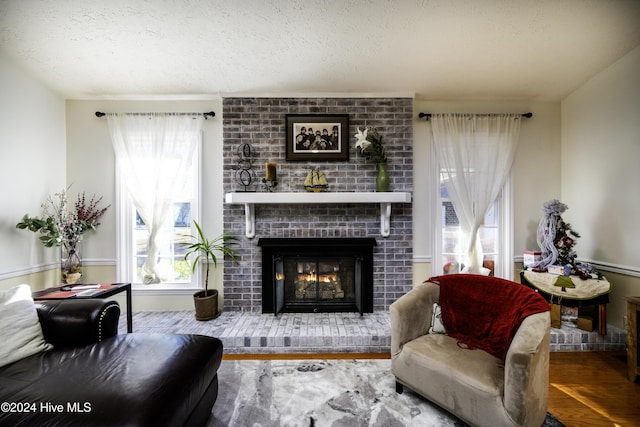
left=1, top=0, right=639, bottom=101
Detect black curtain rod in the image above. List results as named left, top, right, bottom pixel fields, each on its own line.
left=95, top=111, right=215, bottom=119
left=418, top=112, right=532, bottom=120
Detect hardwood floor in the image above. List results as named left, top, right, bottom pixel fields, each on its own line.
left=549, top=352, right=640, bottom=427
left=224, top=351, right=640, bottom=426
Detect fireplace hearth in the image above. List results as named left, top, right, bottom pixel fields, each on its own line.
left=258, top=238, right=376, bottom=315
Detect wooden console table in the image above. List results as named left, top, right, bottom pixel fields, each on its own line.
left=626, top=296, right=640, bottom=382
left=520, top=270, right=611, bottom=335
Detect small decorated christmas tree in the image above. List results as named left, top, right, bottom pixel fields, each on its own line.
left=531, top=199, right=580, bottom=273
left=553, top=213, right=580, bottom=269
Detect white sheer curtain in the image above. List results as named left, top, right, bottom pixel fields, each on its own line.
left=107, top=113, right=203, bottom=284
left=431, top=113, right=522, bottom=274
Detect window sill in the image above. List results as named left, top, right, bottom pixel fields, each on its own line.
left=132, top=284, right=201, bottom=295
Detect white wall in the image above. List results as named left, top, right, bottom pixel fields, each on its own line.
left=411, top=100, right=562, bottom=279
left=0, top=54, right=66, bottom=289
left=562, top=45, right=640, bottom=271
left=562, top=45, right=640, bottom=327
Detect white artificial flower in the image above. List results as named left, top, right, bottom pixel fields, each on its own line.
left=354, top=127, right=369, bottom=150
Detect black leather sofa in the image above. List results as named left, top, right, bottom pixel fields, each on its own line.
left=0, top=299, right=223, bottom=427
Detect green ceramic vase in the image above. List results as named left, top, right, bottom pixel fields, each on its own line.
left=376, top=162, right=390, bottom=192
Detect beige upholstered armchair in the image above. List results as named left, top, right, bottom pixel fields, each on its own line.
left=390, top=276, right=551, bottom=427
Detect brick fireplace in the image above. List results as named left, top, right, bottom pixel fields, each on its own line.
left=222, top=97, right=413, bottom=312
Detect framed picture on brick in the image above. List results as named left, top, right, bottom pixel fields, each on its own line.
left=285, top=114, right=349, bottom=161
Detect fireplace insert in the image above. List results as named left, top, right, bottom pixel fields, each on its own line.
left=258, top=238, right=376, bottom=315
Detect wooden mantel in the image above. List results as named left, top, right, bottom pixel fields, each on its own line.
left=224, top=192, right=412, bottom=239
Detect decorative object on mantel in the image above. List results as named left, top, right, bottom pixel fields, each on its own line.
left=354, top=126, right=389, bottom=192
left=262, top=162, right=278, bottom=192
left=16, top=187, right=110, bottom=284
left=285, top=114, right=349, bottom=161
left=528, top=199, right=581, bottom=274
left=303, top=168, right=328, bottom=192
left=233, top=142, right=257, bottom=192
left=375, top=162, right=390, bottom=193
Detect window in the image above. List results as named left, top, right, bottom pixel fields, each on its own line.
left=434, top=168, right=513, bottom=279
left=115, top=137, right=201, bottom=289
left=133, top=202, right=195, bottom=285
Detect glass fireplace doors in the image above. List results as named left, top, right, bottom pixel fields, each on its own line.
left=273, top=255, right=362, bottom=315
left=259, top=238, right=375, bottom=316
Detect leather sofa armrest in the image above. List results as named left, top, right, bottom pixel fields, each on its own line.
left=36, top=299, right=121, bottom=347
left=390, top=281, right=440, bottom=356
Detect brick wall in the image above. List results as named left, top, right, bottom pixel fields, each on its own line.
left=222, top=97, right=413, bottom=312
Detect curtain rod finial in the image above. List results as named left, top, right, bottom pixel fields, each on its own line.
left=95, top=111, right=105, bottom=117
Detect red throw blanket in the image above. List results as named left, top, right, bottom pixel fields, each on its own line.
left=428, top=274, right=550, bottom=361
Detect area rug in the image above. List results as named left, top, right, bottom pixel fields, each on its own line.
left=209, top=359, right=564, bottom=427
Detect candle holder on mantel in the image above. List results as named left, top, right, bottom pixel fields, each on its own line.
left=233, top=143, right=257, bottom=192
left=262, top=162, right=278, bottom=192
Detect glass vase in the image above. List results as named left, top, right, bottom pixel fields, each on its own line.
left=376, top=162, right=390, bottom=192
left=61, top=239, right=82, bottom=284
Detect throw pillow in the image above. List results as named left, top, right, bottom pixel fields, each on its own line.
left=429, top=303, right=447, bottom=334
left=0, top=284, right=53, bottom=368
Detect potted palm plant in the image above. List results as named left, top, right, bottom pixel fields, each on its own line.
left=183, top=220, right=239, bottom=320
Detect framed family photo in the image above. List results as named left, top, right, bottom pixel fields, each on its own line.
left=285, top=114, right=349, bottom=161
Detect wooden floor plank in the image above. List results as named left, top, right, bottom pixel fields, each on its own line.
left=548, top=352, right=640, bottom=426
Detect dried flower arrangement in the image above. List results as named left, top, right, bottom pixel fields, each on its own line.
left=16, top=186, right=110, bottom=247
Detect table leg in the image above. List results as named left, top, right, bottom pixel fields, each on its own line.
left=628, top=301, right=638, bottom=382
left=598, top=303, right=607, bottom=336
left=126, top=286, right=133, bottom=333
